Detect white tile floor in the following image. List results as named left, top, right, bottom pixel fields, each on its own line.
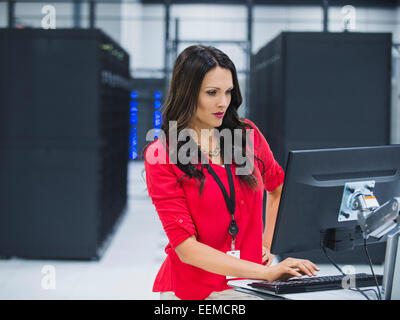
left=0, top=161, right=385, bottom=300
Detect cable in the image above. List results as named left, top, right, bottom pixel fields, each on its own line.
left=321, top=246, right=346, bottom=275
left=321, top=246, right=372, bottom=300
left=321, top=246, right=371, bottom=300
left=350, top=288, right=380, bottom=300
left=363, top=238, right=382, bottom=300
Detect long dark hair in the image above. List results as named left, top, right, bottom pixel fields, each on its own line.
left=142, top=45, right=265, bottom=195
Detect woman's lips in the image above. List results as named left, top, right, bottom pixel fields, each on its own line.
left=213, top=112, right=224, bottom=119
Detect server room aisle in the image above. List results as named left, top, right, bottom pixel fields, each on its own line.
left=0, top=161, right=167, bottom=300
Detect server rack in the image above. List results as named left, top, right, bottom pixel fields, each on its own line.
left=250, top=32, right=392, bottom=264
left=0, top=29, right=131, bottom=260
left=129, top=78, right=166, bottom=160
left=250, top=32, right=391, bottom=169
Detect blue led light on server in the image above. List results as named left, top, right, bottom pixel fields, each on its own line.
left=130, top=100, right=138, bottom=110
left=130, top=112, right=138, bottom=126
left=130, top=90, right=138, bottom=99
left=129, top=90, right=138, bottom=160
left=153, top=90, right=162, bottom=138
left=153, top=111, right=162, bottom=128
left=154, top=91, right=162, bottom=100
left=129, top=128, right=137, bottom=146
left=153, top=100, right=162, bottom=109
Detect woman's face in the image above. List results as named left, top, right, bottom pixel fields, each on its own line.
left=190, top=66, right=233, bottom=132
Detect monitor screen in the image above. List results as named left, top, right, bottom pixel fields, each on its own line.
left=270, top=145, right=400, bottom=255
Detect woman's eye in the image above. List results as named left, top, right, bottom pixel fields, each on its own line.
left=226, top=90, right=232, bottom=95
left=207, top=91, right=217, bottom=95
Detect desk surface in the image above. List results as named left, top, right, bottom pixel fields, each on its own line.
left=228, top=264, right=384, bottom=300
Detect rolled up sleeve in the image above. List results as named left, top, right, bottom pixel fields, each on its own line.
left=245, top=119, right=285, bottom=192
left=144, top=145, right=197, bottom=249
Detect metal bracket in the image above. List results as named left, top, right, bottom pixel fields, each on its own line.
left=338, top=181, right=376, bottom=222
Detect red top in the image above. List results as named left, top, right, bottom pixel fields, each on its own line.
left=144, top=118, right=284, bottom=300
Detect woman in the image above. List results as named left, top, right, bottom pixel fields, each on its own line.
left=143, top=45, right=319, bottom=300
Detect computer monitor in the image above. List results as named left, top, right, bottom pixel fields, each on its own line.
left=270, top=145, right=400, bottom=256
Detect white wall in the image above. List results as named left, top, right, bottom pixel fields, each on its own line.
left=328, top=6, right=397, bottom=34
left=120, top=3, right=164, bottom=77
left=172, top=4, right=247, bottom=70
left=253, top=5, right=399, bottom=54
left=123, top=4, right=400, bottom=70
left=0, top=2, right=7, bottom=27
left=395, top=6, right=400, bottom=43
left=95, top=2, right=122, bottom=43
left=120, top=3, right=248, bottom=76
left=121, top=2, right=142, bottom=76
left=3, top=2, right=122, bottom=41
left=13, top=2, right=74, bottom=28
left=3, top=3, right=399, bottom=69
left=171, top=4, right=247, bottom=41
left=253, top=5, right=323, bottom=54
left=139, top=4, right=164, bottom=72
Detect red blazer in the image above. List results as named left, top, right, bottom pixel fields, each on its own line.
left=144, top=118, right=284, bottom=300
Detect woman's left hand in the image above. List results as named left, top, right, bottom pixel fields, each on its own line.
left=262, top=246, right=274, bottom=266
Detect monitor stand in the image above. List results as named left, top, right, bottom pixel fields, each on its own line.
left=320, top=193, right=400, bottom=300
left=341, top=189, right=400, bottom=300
left=382, top=225, right=400, bottom=300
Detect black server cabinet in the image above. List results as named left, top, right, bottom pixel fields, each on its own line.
left=250, top=32, right=391, bottom=169
left=0, top=29, right=131, bottom=260
left=250, top=32, right=391, bottom=264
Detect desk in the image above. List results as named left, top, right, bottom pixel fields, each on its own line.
left=228, top=264, right=384, bottom=300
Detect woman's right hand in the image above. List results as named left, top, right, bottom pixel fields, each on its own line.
left=264, top=257, right=320, bottom=281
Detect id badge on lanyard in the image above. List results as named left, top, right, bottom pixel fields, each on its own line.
left=205, top=163, right=240, bottom=278
left=227, top=238, right=240, bottom=259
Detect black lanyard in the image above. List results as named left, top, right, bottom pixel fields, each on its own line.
left=205, top=163, right=239, bottom=240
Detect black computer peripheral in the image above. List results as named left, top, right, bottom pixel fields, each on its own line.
left=248, top=273, right=383, bottom=295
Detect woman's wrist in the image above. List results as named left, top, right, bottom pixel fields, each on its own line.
left=259, top=265, right=274, bottom=281
left=248, top=261, right=272, bottom=281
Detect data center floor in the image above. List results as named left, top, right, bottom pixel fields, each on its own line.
left=0, top=161, right=384, bottom=300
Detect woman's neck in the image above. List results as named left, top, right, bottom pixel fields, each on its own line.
left=189, top=125, right=219, bottom=150
left=186, top=125, right=223, bottom=164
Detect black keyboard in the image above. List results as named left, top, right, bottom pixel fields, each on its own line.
left=248, top=273, right=383, bottom=294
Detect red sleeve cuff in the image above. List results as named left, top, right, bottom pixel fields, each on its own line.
left=264, top=161, right=285, bottom=192
left=167, top=218, right=197, bottom=248
left=159, top=214, right=198, bottom=249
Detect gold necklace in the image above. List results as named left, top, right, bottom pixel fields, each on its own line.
left=199, top=145, right=220, bottom=157
left=191, top=130, right=221, bottom=157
